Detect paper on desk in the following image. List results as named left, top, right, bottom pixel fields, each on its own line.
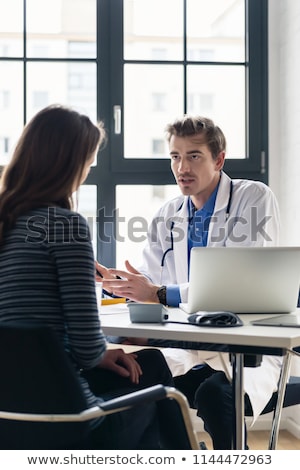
left=100, top=304, right=129, bottom=314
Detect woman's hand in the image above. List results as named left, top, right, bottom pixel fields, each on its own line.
left=97, top=348, right=142, bottom=384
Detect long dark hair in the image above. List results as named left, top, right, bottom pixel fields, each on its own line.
left=0, top=104, right=106, bottom=242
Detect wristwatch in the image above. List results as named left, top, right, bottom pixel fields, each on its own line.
left=156, top=285, right=167, bottom=305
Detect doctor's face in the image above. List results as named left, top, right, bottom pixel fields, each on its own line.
left=169, top=134, right=225, bottom=208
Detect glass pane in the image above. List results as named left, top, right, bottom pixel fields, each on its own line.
left=0, top=62, right=24, bottom=166
left=77, top=185, right=97, bottom=256
left=0, top=0, right=23, bottom=57
left=187, top=0, right=245, bottom=62
left=26, top=62, right=97, bottom=122
left=187, top=65, right=245, bottom=158
left=124, top=64, right=184, bottom=158
left=26, top=0, right=96, bottom=58
left=124, top=0, right=183, bottom=61
left=116, top=185, right=180, bottom=268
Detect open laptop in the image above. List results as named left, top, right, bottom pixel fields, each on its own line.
left=180, top=246, right=300, bottom=314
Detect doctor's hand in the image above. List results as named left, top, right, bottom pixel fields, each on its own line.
left=102, top=260, right=160, bottom=303
left=95, top=261, right=117, bottom=295
left=95, top=260, right=115, bottom=281
left=97, top=348, right=142, bottom=384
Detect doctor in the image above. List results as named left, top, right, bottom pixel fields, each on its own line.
left=98, top=115, right=282, bottom=449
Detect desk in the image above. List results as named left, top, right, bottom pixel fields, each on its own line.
left=100, top=306, right=300, bottom=449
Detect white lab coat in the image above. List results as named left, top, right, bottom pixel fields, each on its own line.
left=139, top=172, right=282, bottom=423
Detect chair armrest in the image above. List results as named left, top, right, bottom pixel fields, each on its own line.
left=100, top=384, right=167, bottom=411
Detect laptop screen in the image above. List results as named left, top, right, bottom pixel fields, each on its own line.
left=182, top=247, right=300, bottom=314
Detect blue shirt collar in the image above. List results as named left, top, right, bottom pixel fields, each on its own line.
left=188, top=179, right=220, bottom=218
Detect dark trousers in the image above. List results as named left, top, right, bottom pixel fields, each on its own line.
left=174, top=365, right=253, bottom=450
left=82, top=348, right=193, bottom=449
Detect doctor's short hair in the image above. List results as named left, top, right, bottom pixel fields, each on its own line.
left=165, top=115, right=226, bottom=160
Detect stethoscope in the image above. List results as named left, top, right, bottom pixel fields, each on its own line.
left=160, top=220, right=175, bottom=270
left=225, top=179, right=233, bottom=221
left=160, top=179, right=234, bottom=275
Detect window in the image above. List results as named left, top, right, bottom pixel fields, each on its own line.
left=0, top=90, right=10, bottom=109
left=152, top=93, right=167, bottom=112
left=187, top=49, right=215, bottom=62
left=32, top=91, right=48, bottom=109
left=151, top=48, right=167, bottom=60
left=152, top=138, right=166, bottom=156
left=187, top=92, right=214, bottom=116
left=0, top=0, right=268, bottom=267
left=0, top=137, right=10, bottom=165
left=0, top=137, right=9, bottom=154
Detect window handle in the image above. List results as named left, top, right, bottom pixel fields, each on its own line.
left=113, top=105, right=121, bottom=134
left=260, top=150, right=266, bottom=174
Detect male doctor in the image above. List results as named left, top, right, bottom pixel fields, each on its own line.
left=98, top=116, right=281, bottom=449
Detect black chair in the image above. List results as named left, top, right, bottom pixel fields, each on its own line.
left=0, top=322, right=199, bottom=450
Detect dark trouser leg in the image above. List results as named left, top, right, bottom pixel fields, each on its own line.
left=83, top=349, right=192, bottom=449
left=155, top=395, right=194, bottom=450
left=194, top=371, right=252, bottom=450
left=89, top=401, right=160, bottom=449
left=174, top=365, right=216, bottom=407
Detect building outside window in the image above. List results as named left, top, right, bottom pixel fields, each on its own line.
left=0, top=0, right=268, bottom=267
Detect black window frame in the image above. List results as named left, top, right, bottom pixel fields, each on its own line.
left=90, top=0, right=268, bottom=265
left=0, top=0, right=268, bottom=267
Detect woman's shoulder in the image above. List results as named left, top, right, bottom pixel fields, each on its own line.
left=24, top=207, right=91, bottom=243
left=28, top=206, right=87, bottom=224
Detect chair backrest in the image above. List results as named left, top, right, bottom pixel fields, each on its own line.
left=260, top=375, right=300, bottom=415
left=0, top=322, right=90, bottom=449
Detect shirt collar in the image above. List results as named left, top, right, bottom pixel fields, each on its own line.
left=188, top=179, right=220, bottom=218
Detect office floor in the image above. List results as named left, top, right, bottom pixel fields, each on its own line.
left=197, top=430, right=300, bottom=450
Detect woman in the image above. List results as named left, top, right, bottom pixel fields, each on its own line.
left=0, top=104, right=189, bottom=450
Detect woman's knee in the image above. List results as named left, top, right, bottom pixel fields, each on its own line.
left=135, top=348, right=168, bottom=369
left=135, top=348, right=174, bottom=387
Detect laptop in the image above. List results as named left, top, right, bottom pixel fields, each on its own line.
left=251, top=312, right=300, bottom=327
left=180, top=246, right=300, bottom=314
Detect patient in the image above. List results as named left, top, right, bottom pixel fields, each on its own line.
left=0, top=104, right=191, bottom=450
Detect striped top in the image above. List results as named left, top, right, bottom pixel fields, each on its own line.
left=0, top=206, right=107, bottom=418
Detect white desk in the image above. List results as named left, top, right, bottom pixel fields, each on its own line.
left=100, top=306, right=300, bottom=449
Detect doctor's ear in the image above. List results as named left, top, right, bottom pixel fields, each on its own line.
left=215, top=151, right=225, bottom=170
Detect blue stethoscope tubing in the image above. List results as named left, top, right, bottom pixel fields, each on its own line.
left=160, top=179, right=234, bottom=269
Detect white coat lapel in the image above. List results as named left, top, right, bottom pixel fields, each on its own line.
left=208, top=172, right=232, bottom=246
left=172, top=198, right=189, bottom=283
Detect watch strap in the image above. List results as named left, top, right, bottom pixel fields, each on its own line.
left=157, top=285, right=167, bottom=305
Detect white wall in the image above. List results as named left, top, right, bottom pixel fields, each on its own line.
left=268, top=0, right=300, bottom=438
left=269, top=0, right=300, bottom=246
